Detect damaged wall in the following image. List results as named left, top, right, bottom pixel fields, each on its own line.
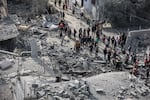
left=125, top=29, right=150, bottom=52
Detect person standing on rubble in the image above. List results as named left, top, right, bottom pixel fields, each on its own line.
left=113, top=50, right=117, bottom=59
left=132, top=63, right=138, bottom=76
left=75, top=40, right=80, bottom=53
left=74, top=29, right=77, bottom=38
left=114, top=39, right=117, bottom=49
left=79, top=28, right=82, bottom=39
left=54, top=0, right=57, bottom=6
left=87, top=27, right=90, bottom=36
left=146, top=68, right=149, bottom=79
left=95, top=46, right=99, bottom=57
left=145, top=67, right=150, bottom=85
left=65, top=0, right=68, bottom=9
left=102, top=35, right=106, bottom=43
left=60, top=31, right=63, bottom=38
left=64, top=26, right=68, bottom=34
left=144, top=57, right=149, bottom=67
left=63, top=3, right=66, bottom=10
left=60, top=11, right=65, bottom=19
left=92, top=24, right=96, bottom=36
left=107, top=48, right=112, bottom=63
left=128, top=46, right=132, bottom=54
left=131, top=53, right=136, bottom=64
left=94, top=36, right=99, bottom=47
left=107, top=36, right=111, bottom=47
left=125, top=53, right=129, bottom=64
left=89, top=43, right=93, bottom=55
left=111, top=36, right=115, bottom=48
left=68, top=28, right=72, bottom=38
left=103, top=47, right=107, bottom=61
left=59, top=0, right=62, bottom=7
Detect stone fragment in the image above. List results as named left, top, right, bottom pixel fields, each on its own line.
left=0, top=60, right=13, bottom=70
left=96, top=89, right=106, bottom=95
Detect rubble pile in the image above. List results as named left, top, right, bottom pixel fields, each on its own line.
left=0, top=1, right=150, bottom=100
left=117, top=74, right=150, bottom=100
left=46, top=44, right=110, bottom=77
left=20, top=79, right=96, bottom=100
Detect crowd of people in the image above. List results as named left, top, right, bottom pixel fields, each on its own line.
left=58, top=19, right=150, bottom=81
left=55, top=0, right=149, bottom=82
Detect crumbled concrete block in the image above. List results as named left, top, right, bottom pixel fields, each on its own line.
left=96, top=89, right=105, bottom=95
left=0, top=60, right=13, bottom=70
left=8, top=72, right=17, bottom=78
left=61, top=76, right=70, bottom=81
left=117, top=94, right=125, bottom=99
left=130, top=91, right=138, bottom=97
left=121, top=86, right=128, bottom=91
left=20, top=70, right=33, bottom=76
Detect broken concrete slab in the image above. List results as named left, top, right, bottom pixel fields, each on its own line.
left=130, top=91, right=138, bottom=98
left=0, top=59, right=14, bottom=70
left=61, top=75, right=70, bottom=81
left=0, top=21, right=19, bottom=42
left=20, top=70, right=33, bottom=76
left=0, top=50, right=19, bottom=56
left=8, top=72, right=17, bottom=78
left=96, top=89, right=106, bottom=95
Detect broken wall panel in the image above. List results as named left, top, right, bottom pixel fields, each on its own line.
left=0, top=21, right=19, bottom=41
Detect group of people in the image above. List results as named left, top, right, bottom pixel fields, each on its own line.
left=55, top=1, right=149, bottom=81
left=54, top=0, right=68, bottom=10
left=59, top=19, right=128, bottom=60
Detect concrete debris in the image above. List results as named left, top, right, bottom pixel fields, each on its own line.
left=18, top=25, right=31, bottom=31
left=8, top=72, right=17, bottom=79
left=20, top=70, right=33, bottom=76
left=0, top=59, right=14, bottom=70
left=96, top=89, right=106, bottom=95
left=9, top=14, right=21, bottom=25
left=0, top=21, right=19, bottom=41
left=61, top=75, right=70, bottom=81
left=130, top=91, right=138, bottom=98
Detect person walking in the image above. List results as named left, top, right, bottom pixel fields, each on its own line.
left=59, top=0, right=62, bottom=7
left=107, top=49, right=112, bottom=63
left=87, top=27, right=90, bottom=36
left=89, top=43, right=93, bottom=55
left=54, top=0, right=57, bottom=6
left=95, top=46, right=99, bottom=57
left=73, top=29, right=77, bottom=38
left=103, top=47, right=107, bottom=60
